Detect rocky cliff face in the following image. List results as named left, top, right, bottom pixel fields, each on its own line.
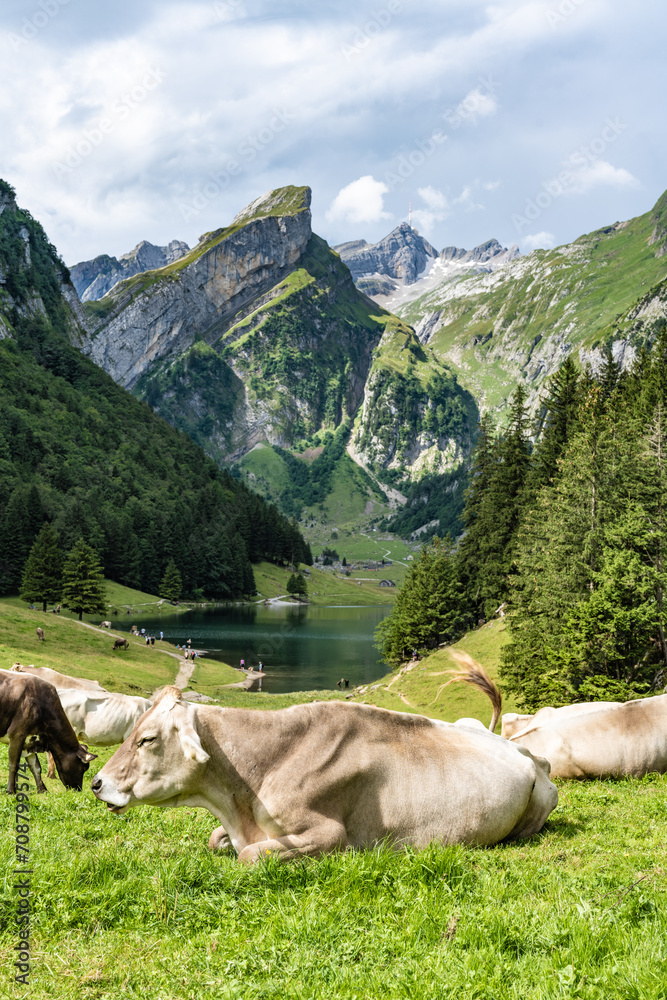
left=0, top=180, right=88, bottom=343
left=71, top=240, right=190, bottom=301
left=351, top=323, right=478, bottom=482
left=82, top=186, right=313, bottom=389
left=335, top=223, right=439, bottom=288
left=80, top=186, right=409, bottom=467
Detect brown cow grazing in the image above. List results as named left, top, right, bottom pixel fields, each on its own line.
left=113, top=639, right=129, bottom=651
left=36, top=627, right=45, bottom=642
left=0, top=673, right=97, bottom=793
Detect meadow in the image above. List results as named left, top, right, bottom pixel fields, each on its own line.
left=1, top=606, right=666, bottom=998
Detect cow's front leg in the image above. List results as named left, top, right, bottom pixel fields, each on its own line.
left=6, top=736, right=25, bottom=794
left=25, top=753, right=47, bottom=793
left=208, top=826, right=232, bottom=852
left=46, top=752, right=57, bottom=780
left=237, top=821, right=348, bottom=864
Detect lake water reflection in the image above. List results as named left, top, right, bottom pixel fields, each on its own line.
left=119, top=604, right=393, bottom=694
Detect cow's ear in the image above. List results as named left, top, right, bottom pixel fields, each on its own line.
left=76, top=745, right=98, bottom=762
left=178, top=725, right=210, bottom=764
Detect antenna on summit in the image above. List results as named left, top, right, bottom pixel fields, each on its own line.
left=408, top=200, right=412, bottom=228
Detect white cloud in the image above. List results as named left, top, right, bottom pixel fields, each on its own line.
left=565, top=159, right=640, bottom=195
left=454, top=185, right=485, bottom=211
left=456, top=87, right=498, bottom=124
left=521, top=231, right=556, bottom=250
left=326, top=175, right=390, bottom=225
left=411, top=185, right=450, bottom=235
left=417, top=185, right=449, bottom=211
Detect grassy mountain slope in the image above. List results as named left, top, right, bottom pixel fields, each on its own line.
left=397, top=189, right=667, bottom=415
left=134, top=232, right=414, bottom=457
left=0, top=180, right=310, bottom=600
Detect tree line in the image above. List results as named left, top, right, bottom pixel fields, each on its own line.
left=0, top=182, right=311, bottom=602
left=378, top=338, right=667, bottom=710
left=0, top=315, right=312, bottom=601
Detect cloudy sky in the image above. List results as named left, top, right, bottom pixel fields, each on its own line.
left=0, top=0, right=663, bottom=265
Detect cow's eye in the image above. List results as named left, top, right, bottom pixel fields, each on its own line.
left=138, top=736, right=156, bottom=747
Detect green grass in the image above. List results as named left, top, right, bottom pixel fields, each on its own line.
left=252, top=561, right=398, bottom=606
left=187, top=656, right=346, bottom=707
left=2, top=605, right=667, bottom=997
left=351, top=619, right=520, bottom=721
left=0, top=746, right=665, bottom=998
left=0, top=600, right=176, bottom=695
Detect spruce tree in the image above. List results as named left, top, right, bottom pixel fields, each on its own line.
left=527, top=355, right=581, bottom=493
left=459, top=387, right=531, bottom=620
left=20, top=523, right=63, bottom=612
left=376, top=537, right=466, bottom=664
left=61, top=539, right=107, bottom=621
left=457, top=412, right=498, bottom=619
left=286, top=572, right=307, bottom=597
left=160, top=558, right=183, bottom=603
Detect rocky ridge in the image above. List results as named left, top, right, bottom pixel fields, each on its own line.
left=82, top=186, right=313, bottom=389
left=392, top=191, right=667, bottom=418
left=71, top=240, right=191, bottom=301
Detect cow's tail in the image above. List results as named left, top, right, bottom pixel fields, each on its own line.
left=445, top=650, right=503, bottom=733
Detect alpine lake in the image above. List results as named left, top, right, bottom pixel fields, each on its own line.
left=117, top=603, right=393, bottom=694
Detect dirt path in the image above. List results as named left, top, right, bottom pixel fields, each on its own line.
left=173, top=657, right=195, bottom=689
left=397, top=692, right=416, bottom=708
left=72, top=618, right=189, bottom=689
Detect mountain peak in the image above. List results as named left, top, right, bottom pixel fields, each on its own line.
left=70, top=239, right=191, bottom=302
left=335, top=224, right=438, bottom=286
left=440, top=238, right=520, bottom=266
left=231, top=185, right=311, bottom=227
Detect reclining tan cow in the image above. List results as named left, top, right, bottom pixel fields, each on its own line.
left=92, top=686, right=558, bottom=863
left=448, top=652, right=667, bottom=779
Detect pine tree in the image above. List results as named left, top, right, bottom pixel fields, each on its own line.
left=500, top=379, right=649, bottom=708
left=459, top=387, right=531, bottom=620
left=528, top=355, right=581, bottom=493
left=160, top=558, right=183, bottom=603
left=457, top=412, right=497, bottom=619
left=61, top=539, right=107, bottom=621
left=20, top=523, right=64, bottom=612
left=376, top=537, right=466, bottom=664
left=286, top=572, right=307, bottom=597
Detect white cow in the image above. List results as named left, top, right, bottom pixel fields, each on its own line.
left=501, top=702, right=620, bottom=740
left=9, top=663, right=107, bottom=693
left=506, top=695, right=667, bottom=778
left=58, top=690, right=152, bottom=746
left=92, top=687, right=558, bottom=863
left=445, top=653, right=667, bottom=779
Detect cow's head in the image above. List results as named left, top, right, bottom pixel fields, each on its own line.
left=91, top=686, right=209, bottom=813
left=55, top=744, right=97, bottom=790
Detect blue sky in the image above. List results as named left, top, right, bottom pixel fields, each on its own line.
left=0, top=0, right=663, bottom=264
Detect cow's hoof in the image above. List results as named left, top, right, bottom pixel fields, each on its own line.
left=208, top=827, right=232, bottom=852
